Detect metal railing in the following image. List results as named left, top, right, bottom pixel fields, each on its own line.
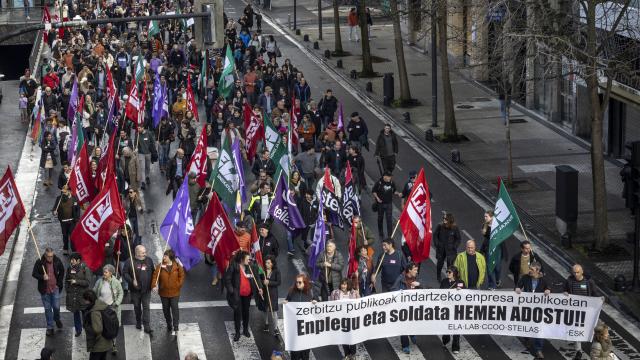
left=0, top=6, right=43, bottom=24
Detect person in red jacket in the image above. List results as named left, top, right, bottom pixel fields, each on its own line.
left=348, top=8, right=359, bottom=42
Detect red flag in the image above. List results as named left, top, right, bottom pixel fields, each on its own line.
left=187, top=125, right=208, bottom=187
left=96, top=132, right=116, bottom=191
left=189, top=193, right=239, bottom=273
left=323, top=167, right=335, bottom=193
left=245, top=110, right=264, bottom=163
left=137, top=82, right=147, bottom=127
left=347, top=220, right=358, bottom=277
left=0, top=167, right=25, bottom=256
left=42, top=7, right=51, bottom=43
left=105, top=65, right=120, bottom=111
left=68, top=142, right=96, bottom=206
left=125, top=80, right=139, bottom=122
left=289, top=97, right=299, bottom=147
left=398, top=168, right=432, bottom=263
left=71, top=177, right=126, bottom=271
left=242, top=102, right=252, bottom=131
left=186, top=74, right=199, bottom=121
left=250, top=222, right=264, bottom=269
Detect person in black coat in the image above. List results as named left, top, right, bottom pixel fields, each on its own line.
left=515, top=261, right=549, bottom=359
left=347, top=145, right=366, bottom=193
left=224, top=251, right=263, bottom=342
left=317, top=89, right=338, bottom=128
left=32, top=248, right=66, bottom=336
left=508, top=240, right=543, bottom=285
left=258, top=224, right=279, bottom=258
left=252, top=149, right=276, bottom=178
left=374, top=124, right=399, bottom=174
left=284, top=273, right=317, bottom=360
left=177, top=121, right=196, bottom=162
left=440, top=265, right=465, bottom=353
left=260, top=255, right=281, bottom=336
left=434, top=213, right=461, bottom=282
left=40, top=132, right=58, bottom=187
left=324, top=140, right=347, bottom=176
left=166, top=149, right=188, bottom=198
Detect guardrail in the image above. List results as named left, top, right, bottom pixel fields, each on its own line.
left=0, top=6, right=43, bottom=24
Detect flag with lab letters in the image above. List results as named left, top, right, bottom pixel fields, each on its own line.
left=0, top=167, right=25, bottom=256
left=398, top=168, right=432, bottom=264
left=68, top=141, right=95, bottom=206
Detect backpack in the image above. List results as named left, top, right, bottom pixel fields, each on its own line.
left=100, top=305, right=120, bottom=340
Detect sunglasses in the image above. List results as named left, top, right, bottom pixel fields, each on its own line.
left=296, top=281, right=304, bottom=284
left=446, top=271, right=453, bottom=274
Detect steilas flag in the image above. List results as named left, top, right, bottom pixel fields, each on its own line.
left=186, top=74, right=199, bottom=121
left=71, top=177, right=126, bottom=271
left=187, top=125, right=208, bottom=187
left=0, top=167, right=25, bottom=256
left=398, top=168, right=432, bottom=263
left=189, top=193, right=239, bottom=273
left=68, top=141, right=95, bottom=206
left=347, top=220, right=358, bottom=277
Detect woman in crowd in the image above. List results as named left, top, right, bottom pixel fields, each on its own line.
left=284, top=274, right=317, bottom=360
left=152, top=249, right=185, bottom=336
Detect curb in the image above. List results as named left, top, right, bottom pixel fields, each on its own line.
left=258, top=9, right=640, bottom=327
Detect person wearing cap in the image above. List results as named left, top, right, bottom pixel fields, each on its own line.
left=347, top=112, right=369, bottom=151
left=375, top=123, right=399, bottom=174
left=258, top=223, right=279, bottom=258
left=372, top=171, right=402, bottom=238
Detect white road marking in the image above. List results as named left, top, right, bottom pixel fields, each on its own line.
left=461, top=230, right=473, bottom=240
left=291, top=258, right=308, bottom=275
left=72, top=328, right=89, bottom=360
left=225, top=321, right=261, bottom=360
left=277, top=319, right=317, bottom=360
left=451, top=336, right=482, bottom=359
left=23, top=299, right=287, bottom=314
left=548, top=339, right=579, bottom=359
left=17, top=328, right=45, bottom=360
left=490, top=335, right=532, bottom=360
left=123, top=325, right=153, bottom=360
left=178, top=323, right=207, bottom=360
left=259, top=11, right=640, bottom=352
left=386, top=336, right=426, bottom=359
left=368, top=138, right=376, bottom=145
left=337, top=342, right=372, bottom=360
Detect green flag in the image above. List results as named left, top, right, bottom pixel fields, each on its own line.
left=135, top=53, right=145, bottom=83
left=219, top=45, right=235, bottom=99
left=488, top=181, right=521, bottom=273
left=210, top=134, right=239, bottom=210
left=74, top=110, right=84, bottom=154
left=176, top=4, right=187, bottom=31
left=263, top=112, right=282, bottom=154
left=272, top=140, right=290, bottom=182
left=199, top=50, right=207, bottom=91
left=148, top=20, right=160, bottom=37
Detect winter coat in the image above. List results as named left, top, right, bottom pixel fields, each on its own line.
left=317, top=95, right=338, bottom=118
left=120, top=154, right=139, bottom=190
left=65, top=263, right=91, bottom=312
left=123, top=257, right=155, bottom=294
left=516, top=274, right=550, bottom=293
left=434, top=224, right=461, bottom=259
left=453, top=251, right=487, bottom=289
left=260, top=268, right=281, bottom=311
left=83, top=299, right=113, bottom=353
left=316, top=251, right=344, bottom=290
left=151, top=262, right=185, bottom=298
left=32, top=255, right=65, bottom=295
left=259, top=233, right=279, bottom=258
left=92, top=276, right=123, bottom=323
left=39, top=139, right=58, bottom=168
left=508, top=251, right=543, bottom=285
left=178, top=126, right=197, bottom=155
left=374, top=130, right=399, bottom=157
left=286, top=288, right=317, bottom=303
left=224, top=262, right=261, bottom=309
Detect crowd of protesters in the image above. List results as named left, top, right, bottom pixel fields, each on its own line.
left=20, top=0, right=605, bottom=359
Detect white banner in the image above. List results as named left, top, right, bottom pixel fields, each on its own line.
left=283, top=289, right=604, bottom=351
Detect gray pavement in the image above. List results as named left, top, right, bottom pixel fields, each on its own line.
left=260, top=0, right=640, bottom=316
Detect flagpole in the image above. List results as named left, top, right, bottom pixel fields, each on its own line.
left=24, top=217, right=48, bottom=275
left=518, top=222, right=530, bottom=242
left=246, top=263, right=264, bottom=300
left=390, top=218, right=401, bottom=238
left=53, top=177, right=72, bottom=213
left=154, top=223, right=174, bottom=287
left=370, top=252, right=386, bottom=291
left=123, top=223, right=138, bottom=284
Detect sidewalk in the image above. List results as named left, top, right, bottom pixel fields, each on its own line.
left=259, top=0, right=640, bottom=315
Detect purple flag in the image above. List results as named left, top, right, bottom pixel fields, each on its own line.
left=268, top=176, right=305, bottom=231
left=67, top=78, right=79, bottom=122
left=152, top=71, right=165, bottom=128
left=160, top=177, right=202, bottom=270
left=308, top=191, right=326, bottom=280
left=231, top=138, right=246, bottom=204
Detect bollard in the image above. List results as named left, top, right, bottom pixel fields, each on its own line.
left=288, top=14, right=291, bottom=28
left=324, top=50, right=331, bottom=58
left=350, top=70, right=357, bottom=79
left=303, top=34, right=310, bottom=42
left=337, top=59, right=343, bottom=68
left=615, top=274, right=627, bottom=292
left=425, top=129, right=434, bottom=142
left=313, top=41, right=319, bottom=49
left=366, top=82, right=373, bottom=92
left=451, top=149, right=461, bottom=163
left=403, top=112, right=411, bottom=123
left=295, top=29, right=301, bottom=35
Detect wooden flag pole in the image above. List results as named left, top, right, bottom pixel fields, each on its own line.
left=25, top=218, right=46, bottom=274
left=246, top=264, right=264, bottom=300
left=53, top=177, right=71, bottom=213
left=390, top=218, right=401, bottom=238
left=154, top=223, right=173, bottom=288
left=264, top=270, right=275, bottom=315
left=518, top=221, right=530, bottom=242
left=123, top=224, right=137, bottom=284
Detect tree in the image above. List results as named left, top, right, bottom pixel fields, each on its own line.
left=389, top=0, right=412, bottom=104
left=332, top=0, right=343, bottom=55
left=436, top=0, right=457, bottom=139
left=358, top=1, right=374, bottom=76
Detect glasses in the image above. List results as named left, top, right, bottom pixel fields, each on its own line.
left=296, top=281, right=304, bottom=285
left=446, top=271, right=452, bottom=274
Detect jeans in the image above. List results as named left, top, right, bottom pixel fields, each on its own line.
left=349, top=26, right=359, bottom=41
left=131, top=291, right=151, bottom=330
left=286, top=231, right=295, bottom=253
left=159, top=143, right=171, bottom=169
left=377, top=202, right=393, bottom=237
left=60, top=221, right=75, bottom=251
left=290, top=350, right=310, bottom=360
left=161, top=296, right=180, bottom=330
left=73, top=310, right=83, bottom=333
left=487, top=259, right=503, bottom=288
left=41, top=288, right=61, bottom=329
left=532, top=337, right=544, bottom=353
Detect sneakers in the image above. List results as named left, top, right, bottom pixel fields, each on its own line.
left=453, top=350, right=460, bottom=354
left=243, top=329, right=251, bottom=338
left=233, top=333, right=240, bottom=342
left=55, top=320, right=63, bottom=329
left=211, top=277, right=219, bottom=286
left=171, top=330, right=177, bottom=336
left=263, top=324, right=269, bottom=332
left=496, top=280, right=502, bottom=288
left=287, top=251, right=295, bottom=256
left=402, top=346, right=410, bottom=354
left=136, top=323, right=142, bottom=330
left=535, top=350, right=545, bottom=359
left=46, top=329, right=54, bottom=336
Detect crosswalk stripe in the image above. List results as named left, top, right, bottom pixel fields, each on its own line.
left=72, top=329, right=89, bottom=360
left=548, top=340, right=579, bottom=359
left=489, top=336, right=532, bottom=360
left=277, top=319, right=317, bottom=360
left=123, top=325, right=152, bottom=360
left=452, top=336, right=483, bottom=360
left=178, top=323, right=207, bottom=360
left=224, top=321, right=261, bottom=360
left=17, top=328, right=46, bottom=360
left=337, top=342, right=372, bottom=360
left=386, top=336, right=426, bottom=360
left=609, top=328, right=640, bottom=360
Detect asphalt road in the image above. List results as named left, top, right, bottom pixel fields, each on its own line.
left=3, top=1, right=640, bottom=359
